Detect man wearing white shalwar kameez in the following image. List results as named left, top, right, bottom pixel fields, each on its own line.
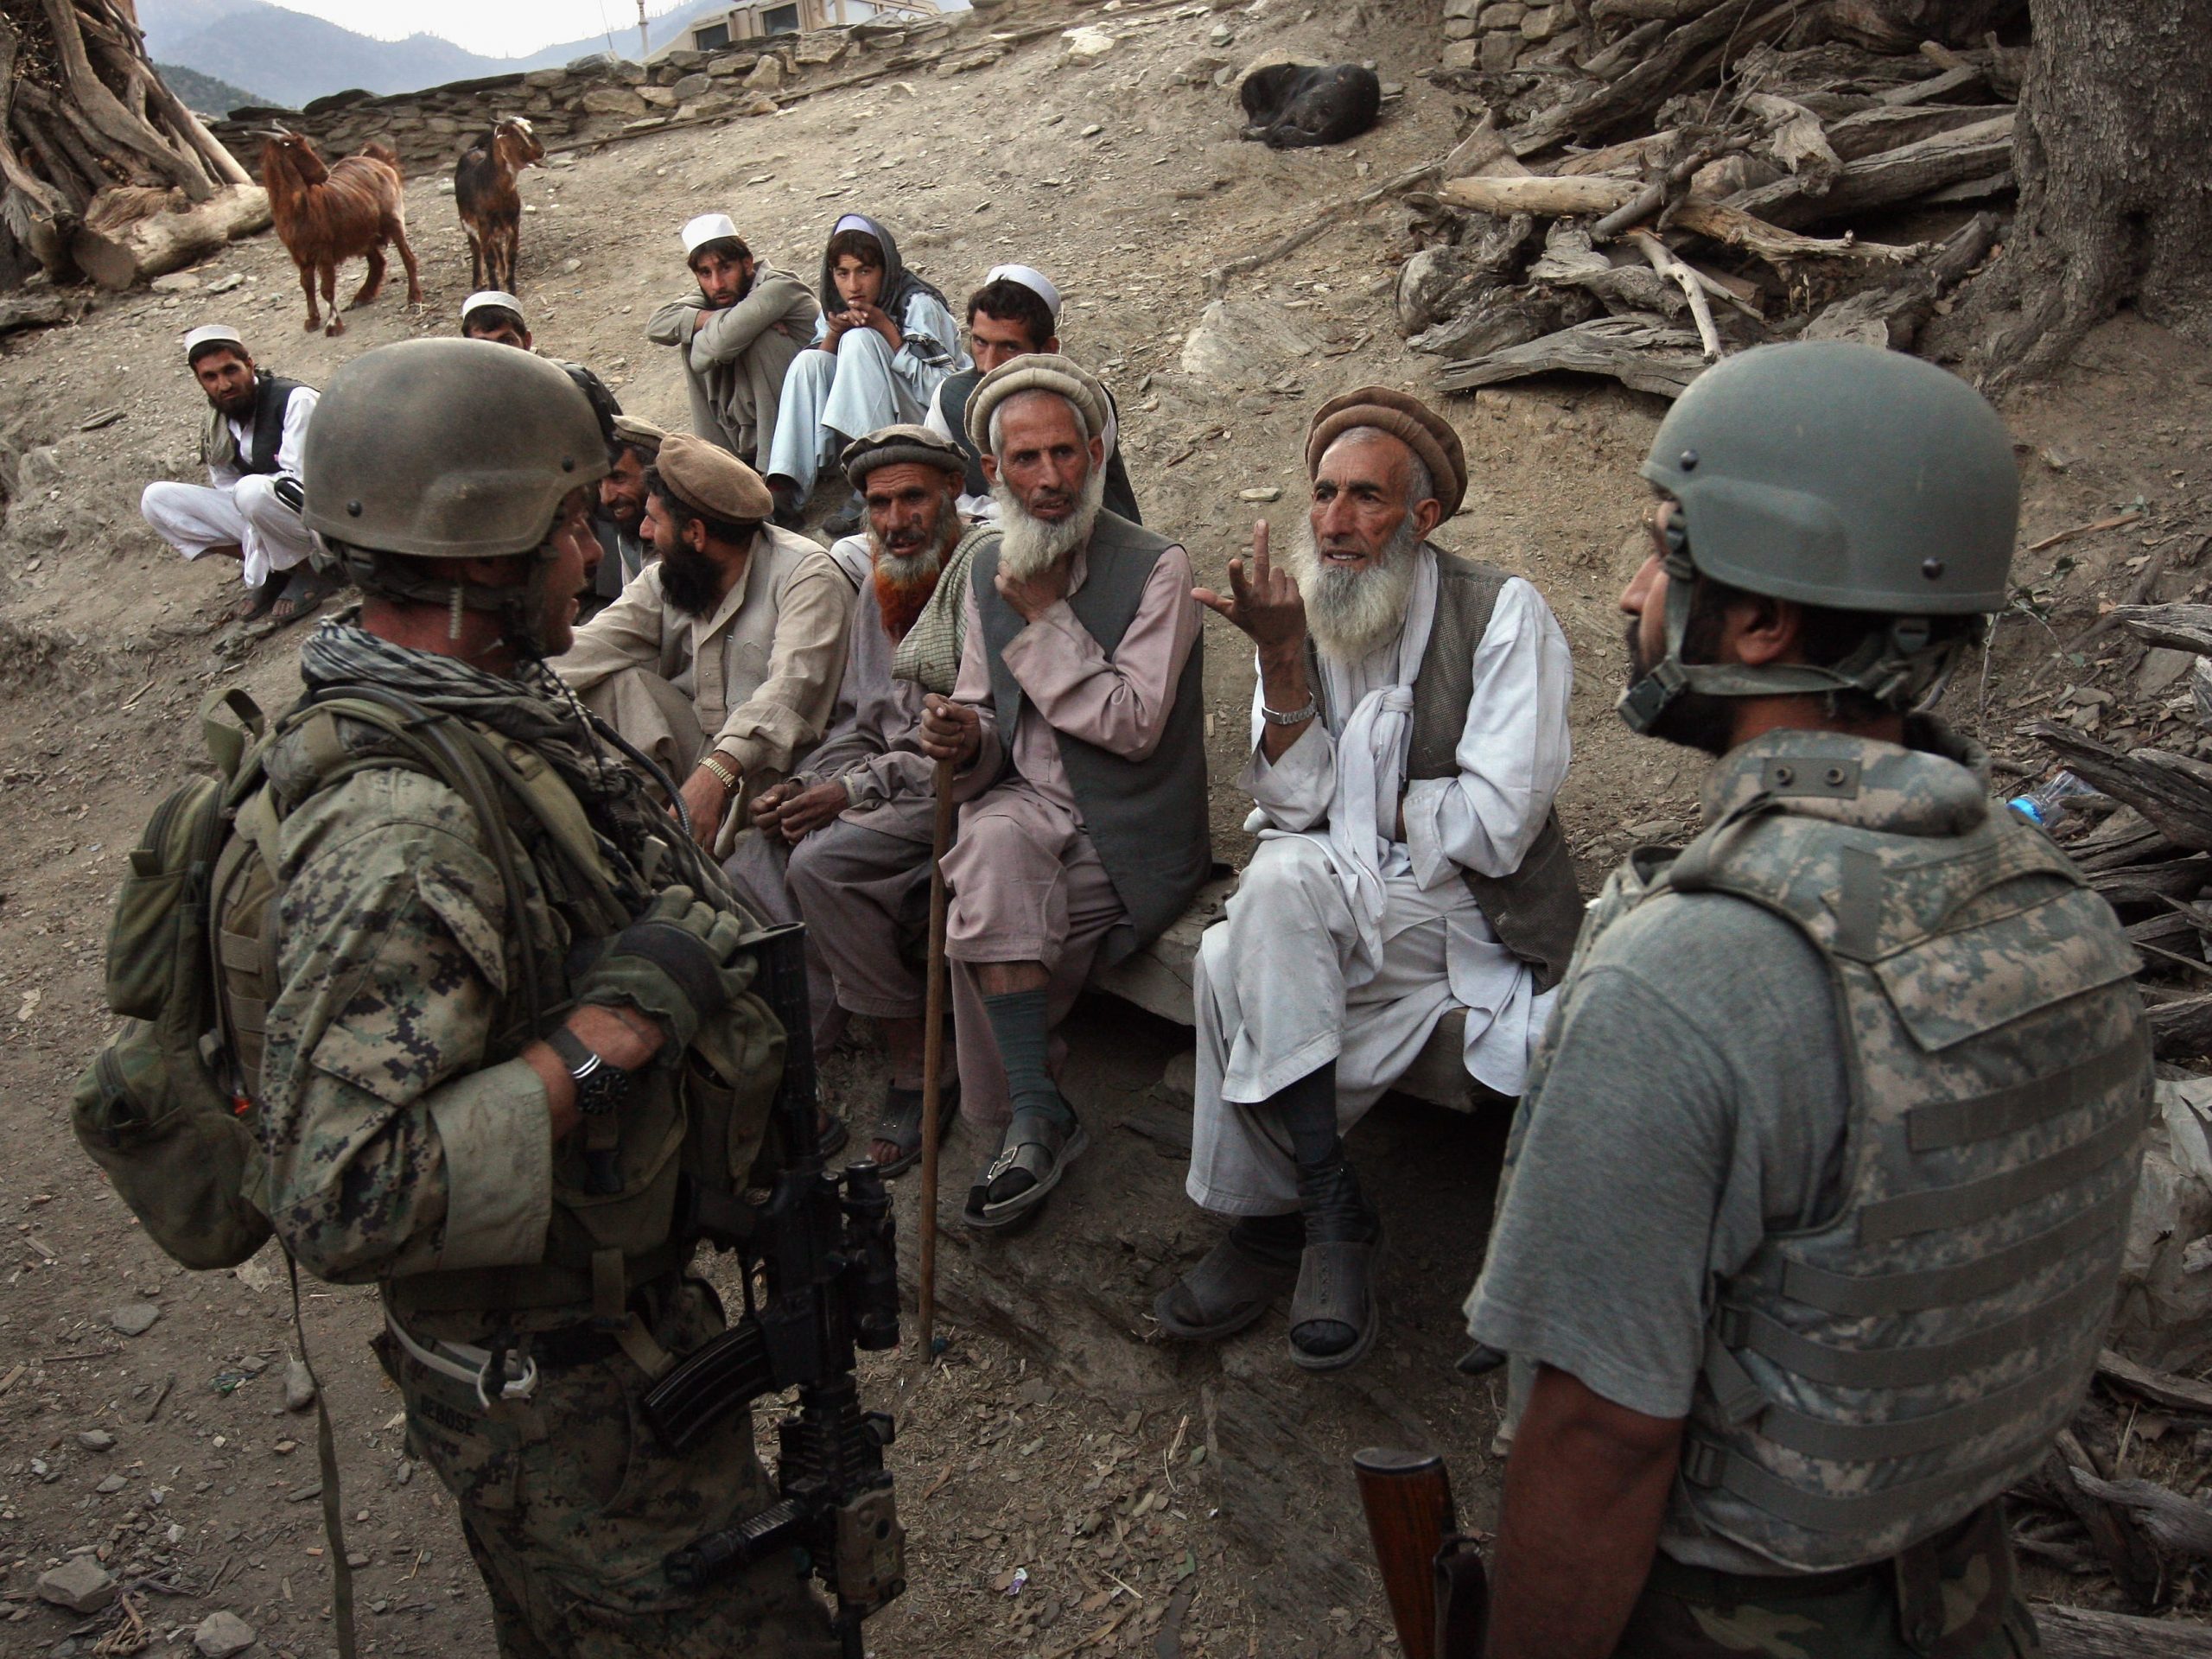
left=1163, top=387, right=1586, bottom=1374
left=140, top=325, right=320, bottom=608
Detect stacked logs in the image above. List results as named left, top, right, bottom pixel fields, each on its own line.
left=0, top=0, right=262, bottom=289
left=1399, top=0, right=2027, bottom=397
left=2031, top=605, right=2212, bottom=1063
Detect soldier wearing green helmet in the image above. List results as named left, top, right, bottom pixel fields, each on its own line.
left=263, top=339, right=842, bottom=1656
left=1465, top=342, right=2152, bottom=1658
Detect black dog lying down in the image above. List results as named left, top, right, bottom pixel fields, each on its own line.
left=1239, top=61, right=1382, bottom=149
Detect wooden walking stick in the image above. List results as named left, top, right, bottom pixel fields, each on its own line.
left=916, top=757, right=957, bottom=1357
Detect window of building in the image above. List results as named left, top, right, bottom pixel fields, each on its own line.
left=694, top=21, right=731, bottom=48
left=765, top=4, right=800, bottom=34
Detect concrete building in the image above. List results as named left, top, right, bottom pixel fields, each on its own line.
left=666, top=0, right=940, bottom=54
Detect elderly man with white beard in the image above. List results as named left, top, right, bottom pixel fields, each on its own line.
left=1157, top=387, right=1583, bottom=1373
left=733, top=425, right=998, bottom=1170
left=918, top=355, right=1211, bottom=1231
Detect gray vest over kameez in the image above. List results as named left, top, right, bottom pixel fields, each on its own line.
left=1570, top=725, right=2152, bottom=1571
left=1305, top=550, right=1586, bottom=991
left=973, top=512, right=1211, bottom=964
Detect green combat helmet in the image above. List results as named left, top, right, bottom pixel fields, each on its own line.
left=1620, top=340, right=2019, bottom=734
left=301, top=337, right=609, bottom=652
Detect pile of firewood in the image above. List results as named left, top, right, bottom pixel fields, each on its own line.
left=1396, top=0, right=2025, bottom=397
left=2010, top=1351, right=2212, bottom=1650
left=2029, top=605, right=2212, bottom=1063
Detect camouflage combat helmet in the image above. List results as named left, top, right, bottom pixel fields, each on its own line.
left=302, top=337, right=607, bottom=559
left=1620, top=341, right=2019, bottom=734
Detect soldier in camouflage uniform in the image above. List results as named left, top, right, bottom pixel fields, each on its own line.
left=1462, top=343, right=2152, bottom=1659
left=257, top=339, right=839, bottom=1657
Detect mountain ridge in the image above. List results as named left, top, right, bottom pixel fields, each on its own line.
left=137, top=0, right=730, bottom=109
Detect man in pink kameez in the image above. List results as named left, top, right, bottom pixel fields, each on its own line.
left=918, top=356, right=1211, bottom=1231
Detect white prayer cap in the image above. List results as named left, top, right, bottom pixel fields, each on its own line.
left=832, top=213, right=875, bottom=237
left=183, top=323, right=245, bottom=359
left=681, top=212, right=741, bottom=256
left=986, top=264, right=1061, bottom=321
left=461, top=289, right=527, bottom=325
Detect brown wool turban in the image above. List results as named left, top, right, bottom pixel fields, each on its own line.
left=1306, top=386, right=1468, bottom=518
left=610, top=414, right=665, bottom=461
left=842, top=423, right=967, bottom=488
left=964, top=353, right=1110, bottom=457
left=655, top=431, right=773, bottom=524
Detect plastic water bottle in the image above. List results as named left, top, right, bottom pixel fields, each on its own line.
left=2006, top=770, right=2096, bottom=830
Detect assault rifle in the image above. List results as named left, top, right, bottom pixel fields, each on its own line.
left=1355, top=1447, right=1489, bottom=1659
left=643, top=924, right=906, bottom=1659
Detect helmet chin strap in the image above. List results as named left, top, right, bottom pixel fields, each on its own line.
left=339, top=540, right=564, bottom=663
left=1616, top=550, right=1965, bottom=737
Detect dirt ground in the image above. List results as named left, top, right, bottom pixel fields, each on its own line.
left=3, top=2, right=2212, bottom=1654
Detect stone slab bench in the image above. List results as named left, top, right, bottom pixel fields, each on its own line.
left=1087, top=873, right=1510, bottom=1114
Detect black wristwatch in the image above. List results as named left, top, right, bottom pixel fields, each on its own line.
left=547, top=1027, right=631, bottom=1117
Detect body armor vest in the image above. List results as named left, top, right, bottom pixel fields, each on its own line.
left=1575, top=725, right=2151, bottom=1569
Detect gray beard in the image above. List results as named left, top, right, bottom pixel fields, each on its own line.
left=991, top=461, right=1106, bottom=581
left=1287, top=517, right=1423, bottom=662
left=870, top=511, right=959, bottom=589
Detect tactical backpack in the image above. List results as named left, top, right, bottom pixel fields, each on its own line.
left=72, top=683, right=626, bottom=1269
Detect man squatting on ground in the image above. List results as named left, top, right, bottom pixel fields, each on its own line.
left=263, top=338, right=842, bottom=1656
left=765, top=214, right=969, bottom=531
left=460, top=288, right=641, bottom=617
left=916, top=354, right=1211, bottom=1230
left=1160, top=387, right=1580, bottom=1372
left=1462, top=343, right=2153, bottom=1657
left=925, top=264, right=1142, bottom=527
left=735, top=425, right=999, bottom=1173
left=554, top=433, right=852, bottom=859
left=646, top=212, right=819, bottom=474
left=140, top=323, right=322, bottom=624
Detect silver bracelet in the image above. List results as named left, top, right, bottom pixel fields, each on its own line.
left=1258, top=695, right=1319, bottom=727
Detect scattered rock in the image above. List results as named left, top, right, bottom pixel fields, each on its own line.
left=1159, top=1050, right=1197, bottom=1101
left=580, top=86, right=648, bottom=118
left=1178, top=298, right=1324, bottom=387
left=16, top=445, right=62, bottom=491
left=1064, top=26, right=1116, bottom=63
left=563, top=257, right=583, bottom=273
left=149, top=272, right=200, bottom=292
left=1238, top=486, right=1282, bottom=502
left=2139, top=646, right=2196, bottom=696
left=37, top=1558, right=116, bottom=1614
left=96, top=1473, right=127, bottom=1494
left=77, top=1429, right=116, bottom=1452
left=283, top=1358, right=317, bottom=1414
left=194, top=1610, right=257, bottom=1658
left=109, top=1303, right=160, bottom=1337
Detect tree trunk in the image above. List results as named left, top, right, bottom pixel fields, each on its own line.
left=71, top=181, right=268, bottom=289
left=1982, top=0, right=2212, bottom=389
left=1808, top=0, right=2026, bottom=52
left=0, top=1, right=248, bottom=285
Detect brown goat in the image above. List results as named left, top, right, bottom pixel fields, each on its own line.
left=255, top=128, right=422, bottom=337
left=454, top=116, right=543, bottom=295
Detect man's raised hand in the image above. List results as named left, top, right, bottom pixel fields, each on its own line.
left=1193, top=521, right=1306, bottom=657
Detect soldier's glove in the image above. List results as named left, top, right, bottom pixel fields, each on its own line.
left=574, top=886, right=753, bottom=1051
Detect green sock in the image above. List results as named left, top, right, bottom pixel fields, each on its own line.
left=982, top=988, right=1073, bottom=1129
